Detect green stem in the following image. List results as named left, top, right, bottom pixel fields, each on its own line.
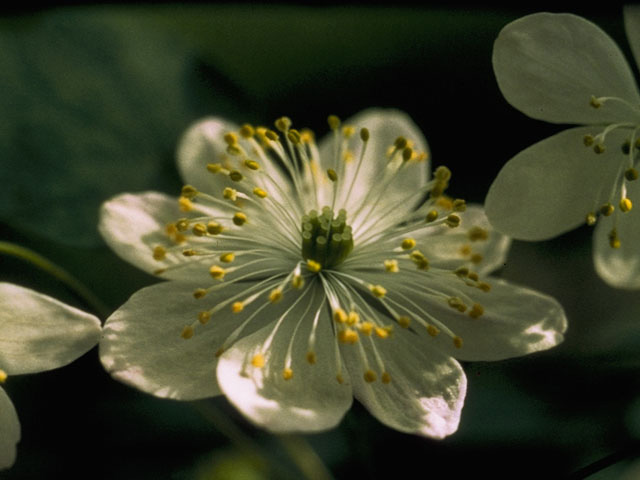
left=0, top=241, right=110, bottom=319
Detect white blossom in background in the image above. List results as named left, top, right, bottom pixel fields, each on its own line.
left=0, top=283, right=101, bottom=469
left=99, top=108, right=567, bottom=438
left=486, top=8, right=640, bottom=288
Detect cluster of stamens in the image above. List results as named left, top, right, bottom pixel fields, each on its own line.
left=148, top=114, right=493, bottom=385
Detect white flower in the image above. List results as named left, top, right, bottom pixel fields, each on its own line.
left=99, top=108, right=566, bottom=438
left=0, top=283, right=101, bottom=469
left=486, top=8, right=640, bottom=289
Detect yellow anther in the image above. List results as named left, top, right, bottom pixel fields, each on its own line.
left=600, top=203, right=615, bottom=216
left=219, top=252, right=235, bottom=263
left=0, top=369, right=6, bottom=384
left=207, top=221, right=224, bottom=235
left=586, top=212, right=597, bottom=226
left=181, top=326, right=194, bottom=340
left=282, top=368, right=293, bottom=380
left=239, top=124, right=255, bottom=138
left=446, top=214, right=461, bottom=228
left=434, top=165, right=452, bottom=181
left=244, top=159, right=260, bottom=170
left=198, top=311, right=211, bottom=325
left=307, top=259, right=322, bottom=272
left=251, top=354, right=265, bottom=368
left=229, top=170, right=243, bottom=182
left=178, top=196, right=194, bottom=212
left=590, top=95, right=602, bottom=108
left=620, top=198, right=633, bottom=213
left=253, top=187, right=268, bottom=198
left=336, top=373, right=345, bottom=384
left=426, top=210, right=439, bottom=222
left=152, top=246, right=166, bottom=261
left=291, top=274, right=305, bottom=289
left=306, top=351, right=317, bottom=365
left=333, top=308, right=348, bottom=323
left=471, top=253, right=484, bottom=264
left=381, top=372, right=391, bottom=384
left=452, top=199, right=467, bottom=212
left=269, top=288, right=283, bottom=303
left=374, top=326, right=390, bottom=339
left=232, top=302, right=244, bottom=313
left=327, top=169, right=338, bottom=182
left=477, top=281, right=491, bottom=292
left=347, top=311, right=359, bottom=326
left=427, top=325, right=440, bottom=337
left=397, top=316, right=411, bottom=328
left=267, top=130, right=280, bottom=141
left=342, top=150, right=354, bottom=163
left=360, top=127, right=370, bottom=142
left=401, top=238, right=416, bottom=250
left=338, top=328, right=359, bottom=344
left=275, top=116, right=292, bottom=132
left=437, top=196, right=453, bottom=210
left=394, top=136, right=408, bottom=150
left=359, top=322, right=374, bottom=336
left=594, top=143, right=606, bottom=154
left=223, top=187, right=237, bottom=201
left=468, top=226, right=489, bottom=241
left=181, top=185, right=199, bottom=199
left=402, top=147, right=413, bottom=162
left=625, top=168, right=639, bottom=181
left=364, top=370, right=377, bottom=383
left=469, top=303, right=484, bottom=319
left=342, top=125, right=355, bottom=138
left=583, top=134, right=595, bottom=146
left=448, top=297, right=467, bottom=313
left=384, top=259, right=399, bottom=273
left=460, top=244, right=472, bottom=257
left=300, top=128, right=315, bottom=143
left=369, top=284, right=387, bottom=298
left=455, top=266, right=470, bottom=277
left=468, top=271, right=479, bottom=282
left=287, top=129, right=301, bottom=144
left=453, top=336, right=463, bottom=349
left=182, top=249, right=197, bottom=257
left=233, top=212, right=248, bottom=226
left=410, top=250, right=429, bottom=270
left=193, top=288, right=207, bottom=299
left=327, top=115, right=341, bottom=130
left=609, top=228, right=621, bottom=249
left=209, top=265, right=226, bottom=280
left=223, top=132, right=238, bottom=146
left=207, top=163, right=223, bottom=173
left=192, top=223, right=208, bottom=236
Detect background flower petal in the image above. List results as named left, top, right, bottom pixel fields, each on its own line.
left=593, top=180, right=640, bottom=289
left=0, top=283, right=100, bottom=375
left=217, top=289, right=352, bottom=432
left=340, top=329, right=466, bottom=439
left=318, top=109, right=429, bottom=217
left=485, top=127, right=623, bottom=240
left=624, top=5, right=640, bottom=77
left=0, top=387, right=20, bottom=470
left=493, top=13, right=640, bottom=124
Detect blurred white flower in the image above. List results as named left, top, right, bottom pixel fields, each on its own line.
left=0, top=283, right=101, bottom=469
left=99, top=109, right=566, bottom=438
left=486, top=8, right=640, bottom=288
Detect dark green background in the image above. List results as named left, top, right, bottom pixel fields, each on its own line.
left=1, top=4, right=639, bottom=479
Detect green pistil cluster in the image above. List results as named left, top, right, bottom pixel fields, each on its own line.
left=301, top=207, right=353, bottom=268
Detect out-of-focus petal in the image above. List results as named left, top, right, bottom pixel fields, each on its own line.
left=0, top=387, right=20, bottom=470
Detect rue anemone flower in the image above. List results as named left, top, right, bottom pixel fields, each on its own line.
left=486, top=8, right=640, bottom=289
left=99, top=109, right=566, bottom=438
left=0, top=282, right=101, bottom=469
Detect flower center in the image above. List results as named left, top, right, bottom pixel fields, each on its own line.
left=301, top=206, right=353, bottom=269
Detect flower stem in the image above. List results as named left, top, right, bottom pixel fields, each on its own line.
left=0, top=241, right=110, bottom=319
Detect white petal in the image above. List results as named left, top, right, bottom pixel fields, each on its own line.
left=593, top=180, right=640, bottom=289
left=416, top=204, right=511, bottom=276
left=101, top=279, right=289, bottom=401
left=0, top=283, right=100, bottom=375
left=416, top=277, right=567, bottom=362
left=485, top=127, right=623, bottom=240
left=318, top=109, right=429, bottom=215
left=0, top=387, right=20, bottom=470
left=493, top=13, right=640, bottom=124
left=217, top=287, right=353, bottom=432
left=340, top=328, right=466, bottom=439
left=624, top=6, right=640, bottom=76
left=176, top=117, right=292, bottom=202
